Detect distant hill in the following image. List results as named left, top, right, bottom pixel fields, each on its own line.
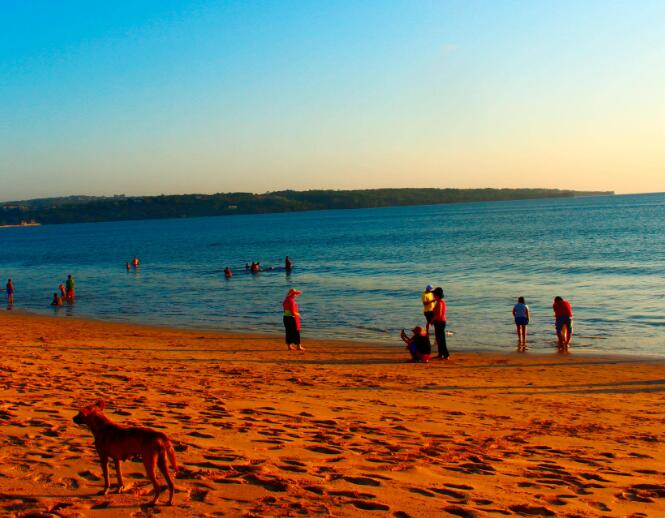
left=0, top=188, right=613, bottom=226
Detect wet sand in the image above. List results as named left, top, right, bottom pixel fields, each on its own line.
left=1, top=311, right=664, bottom=517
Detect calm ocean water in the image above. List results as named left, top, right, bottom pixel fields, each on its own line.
left=2, top=193, right=664, bottom=356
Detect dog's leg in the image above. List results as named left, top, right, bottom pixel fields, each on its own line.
left=99, top=454, right=110, bottom=495
left=157, top=451, right=175, bottom=505
left=144, top=454, right=161, bottom=506
left=114, top=458, right=125, bottom=493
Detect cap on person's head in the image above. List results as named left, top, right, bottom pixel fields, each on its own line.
left=288, top=288, right=302, bottom=297
left=425, top=284, right=433, bottom=291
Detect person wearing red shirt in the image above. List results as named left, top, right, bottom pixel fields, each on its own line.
left=283, top=288, right=304, bottom=351
left=552, top=296, right=573, bottom=348
left=426, top=287, right=449, bottom=359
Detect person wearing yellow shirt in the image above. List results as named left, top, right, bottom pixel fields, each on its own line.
left=422, top=284, right=435, bottom=324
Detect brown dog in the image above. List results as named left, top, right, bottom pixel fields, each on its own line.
left=73, top=400, right=178, bottom=505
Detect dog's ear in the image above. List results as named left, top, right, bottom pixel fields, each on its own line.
left=95, top=400, right=105, bottom=410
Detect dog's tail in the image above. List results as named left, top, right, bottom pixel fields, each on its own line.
left=165, top=438, right=179, bottom=474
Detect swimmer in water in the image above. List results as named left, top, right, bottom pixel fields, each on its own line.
left=51, top=293, right=63, bottom=306
left=224, top=266, right=232, bottom=278
left=126, top=262, right=131, bottom=272
left=285, top=256, right=293, bottom=272
left=132, top=256, right=140, bottom=269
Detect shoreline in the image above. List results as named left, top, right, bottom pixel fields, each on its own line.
left=6, top=307, right=665, bottom=362
left=1, top=310, right=664, bottom=516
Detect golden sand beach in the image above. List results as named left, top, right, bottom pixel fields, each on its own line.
left=1, top=311, right=664, bottom=517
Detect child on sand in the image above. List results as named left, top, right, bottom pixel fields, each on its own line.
left=512, top=296, right=530, bottom=344
left=6, top=278, right=14, bottom=305
left=283, top=288, right=304, bottom=351
left=400, top=326, right=432, bottom=363
left=553, top=296, right=573, bottom=348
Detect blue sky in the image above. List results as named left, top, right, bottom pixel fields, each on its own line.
left=1, top=1, right=663, bottom=200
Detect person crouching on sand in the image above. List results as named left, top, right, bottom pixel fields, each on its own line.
left=283, top=288, right=304, bottom=351
left=427, top=287, right=449, bottom=359
left=553, top=296, right=573, bottom=349
left=400, top=326, right=431, bottom=363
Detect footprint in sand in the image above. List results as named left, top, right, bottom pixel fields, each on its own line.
left=429, top=487, right=468, bottom=500
left=306, top=445, right=343, bottom=455
left=508, top=503, right=555, bottom=516
left=78, top=470, right=102, bottom=481
left=189, top=488, right=209, bottom=502
left=242, top=473, right=288, bottom=492
left=187, top=431, right=215, bottom=438
left=349, top=500, right=390, bottom=511
left=343, top=476, right=381, bottom=487
left=408, top=488, right=436, bottom=497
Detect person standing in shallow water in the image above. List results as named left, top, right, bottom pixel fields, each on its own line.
left=283, top=288, right=304, bottom=351
left=553, top=296, right=573, bottom=349
left=6, top=278, right=14, bottom=305
left=65, top=274, right=75, bottom=303
left=512, top=296, right=530, bottom=346
left=427, top=287, right=449, bottom=359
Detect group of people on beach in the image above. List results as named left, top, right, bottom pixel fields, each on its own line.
left=510, top=295, right=573, bottom=349
left=400, top=285, right=449, bottom=362
left=398, top=286, right=575, bottom=362
left=50, top=275, right=76, bottom=306
left=5, top=275, right=76, bottom=308
left=8, top=256, right=574, bottom=359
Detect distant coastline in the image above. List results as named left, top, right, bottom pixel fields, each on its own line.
left=0, top=220, right=41, bottom=229
left=0, top=188, right=613, bottom=226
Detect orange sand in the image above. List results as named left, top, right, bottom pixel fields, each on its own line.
left=0, top=311, right=664, bottom=517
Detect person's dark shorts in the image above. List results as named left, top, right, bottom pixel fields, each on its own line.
left=424, top=311, right=434, bottom=324
left=515, top=317, right=529, bottom=326
left=555, top=316, right=572, bottom=333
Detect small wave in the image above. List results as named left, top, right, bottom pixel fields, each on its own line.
left=355, top=325, right=391, bottom=334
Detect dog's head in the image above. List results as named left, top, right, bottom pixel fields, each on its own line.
left=73, top=400, right=105, bottom=426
